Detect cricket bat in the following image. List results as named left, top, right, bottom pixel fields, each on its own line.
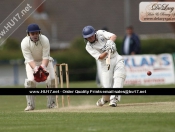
left=106, top=49, right=111, bottom=70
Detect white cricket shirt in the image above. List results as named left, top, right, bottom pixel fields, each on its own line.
left=21, top=34, right=50, bottom=64
left=85, top=30, right=122, bottom=62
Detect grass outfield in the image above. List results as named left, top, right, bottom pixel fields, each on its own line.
left=1, top=80, right=175, bottom=88
left=0, top=81, right=175, bottom=132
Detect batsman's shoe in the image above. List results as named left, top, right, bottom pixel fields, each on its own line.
left=109, top=98, right=117, bottom=107
left=24, top=105, right=34, bottom=111
left=96, top=98, right=108, bottom=106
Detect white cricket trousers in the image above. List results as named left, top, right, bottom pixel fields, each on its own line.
left=100, top=56, right=126, bottom=88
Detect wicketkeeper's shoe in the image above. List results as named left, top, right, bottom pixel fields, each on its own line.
left=48, top=103, right=57, bottom=109
left=24, top=105, right=34, bottom=111
left=96, top=98, right=108, bottom=106
left=109, top=98, right=117, bottom=107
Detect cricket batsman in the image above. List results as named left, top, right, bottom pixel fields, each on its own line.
left=21, top=23, right=57, bottom=111
left=82, top=25, right=126, bottom=107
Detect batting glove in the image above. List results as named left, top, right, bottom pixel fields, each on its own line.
left=106, top=40, right=116, bottom=54
left=106, top=40, right=114, bottom=46
left=105, top=45, right=115, bottom=54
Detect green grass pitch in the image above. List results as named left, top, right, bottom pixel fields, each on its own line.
left=0, top=81, right=175, bottom=132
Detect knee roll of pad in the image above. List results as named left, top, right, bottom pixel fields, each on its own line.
left=24, top=79, right=36, bottom=88
left=46, top=79, right=55, bottom=88
left=113, top=73, right=126, bottom=88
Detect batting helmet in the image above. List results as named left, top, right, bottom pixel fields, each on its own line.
left=27, top=23, right=41, bottom=33
left=82, top=26, right=95, bottom=38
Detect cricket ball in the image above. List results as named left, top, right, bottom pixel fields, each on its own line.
left=147, top=71, right=152, bottom=76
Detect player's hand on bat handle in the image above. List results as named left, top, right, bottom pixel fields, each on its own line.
left=105, top=45, right=112, bottom=51
left=106, top=40, right=116, bottom=54
left=106, top=40, right=114, bottom=45
left=105, top=45, right=114, bottom=54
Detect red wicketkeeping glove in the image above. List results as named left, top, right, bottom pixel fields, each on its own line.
left=33, top=66, right=49, bottom=82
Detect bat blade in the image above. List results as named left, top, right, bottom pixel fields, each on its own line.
left=106, top=49, right=111, bottom=70
left=107, top=64, right=110, bottom=70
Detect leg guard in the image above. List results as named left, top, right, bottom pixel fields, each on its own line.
left=46, top=79, right=55, bottom=88
left=24, top=79, right=36, bottom=109
left=46, top=79, right=57, bottom=108
left=113, top=73, right=126, bottom=88
left=47, top=95, right=57, bottom=108
left=24, top=79, right=36, bottom=88
left=25, top=96, right=35, bottom=110
left=113, top=73, right=126, bottom=102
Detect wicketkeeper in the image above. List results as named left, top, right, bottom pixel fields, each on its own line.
left=82, top=25, right=126, bottom=107
left=21, top=23, right=57, bottom=111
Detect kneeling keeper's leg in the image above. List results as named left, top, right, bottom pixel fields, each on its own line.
left=46, top=79, right=57, bottom=108
left=24, top=79, right=36, bottom=111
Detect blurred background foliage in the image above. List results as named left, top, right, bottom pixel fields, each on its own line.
left=1, top=37, right=175, bottom=81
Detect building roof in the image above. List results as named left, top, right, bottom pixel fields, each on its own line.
left=0, top=0, right=174, bottom=46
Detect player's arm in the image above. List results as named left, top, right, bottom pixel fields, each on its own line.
left=101, top=30, right=117, bottom=41
left=86, top=44, right=105, bottom=60
left=98, top=35, right=116, bottom=60
left=98, top=51, right=108, bottom=60
left=21, top=40, right=37, bottom=70
left=109, top=34, right=117, bottom=41
left=41, top=36, right=50, bottom=69
left=28, top=61, right=36, bottom=69
left=28, top=61, right=39, bottom=73
left=41, top=59, right=49, bottom=69
left=106, top=34, right=117, bottom=54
